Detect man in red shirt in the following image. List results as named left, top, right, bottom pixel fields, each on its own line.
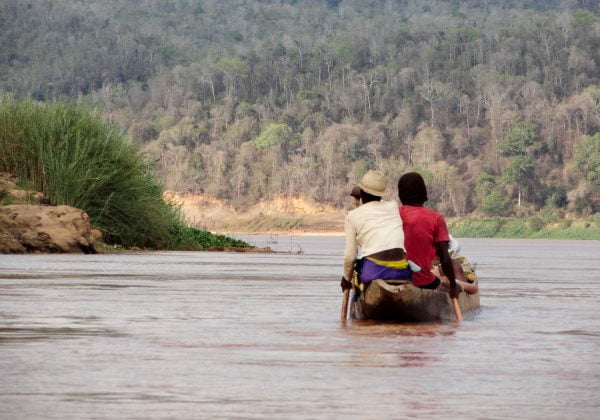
left=397, top=172, right=458, bottom=297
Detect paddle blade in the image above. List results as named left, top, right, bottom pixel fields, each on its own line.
left=451, top=297, right=462, bottom=321
left=340, top=289, right=350, bottom=320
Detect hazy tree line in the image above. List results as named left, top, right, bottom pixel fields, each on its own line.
left=1, top=0, right=599, bottom=216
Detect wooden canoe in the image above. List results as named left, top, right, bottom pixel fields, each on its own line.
left=350, top=280, right=480, bottom=322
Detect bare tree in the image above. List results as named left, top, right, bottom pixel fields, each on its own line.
left=417, top=80, right=449, bottom=126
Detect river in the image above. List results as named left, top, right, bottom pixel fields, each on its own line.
left=1, top=237, right=599, bottom=419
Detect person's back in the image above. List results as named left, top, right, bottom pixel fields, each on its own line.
left=346, top=200, right=404, bottom=257
left=397, top=172, right=456, bottom=295
left=400, top=205, right=447, bottom=287
left=341, top=171, right=408, bottom=291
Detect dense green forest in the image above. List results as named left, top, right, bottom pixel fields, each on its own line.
left=1, top=0, right=599, bottom=217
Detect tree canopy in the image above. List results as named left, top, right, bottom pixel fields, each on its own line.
left=1, top=0, right=599, bottom=215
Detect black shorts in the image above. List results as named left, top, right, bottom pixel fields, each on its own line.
left=418, top=277, right=441, bottom=290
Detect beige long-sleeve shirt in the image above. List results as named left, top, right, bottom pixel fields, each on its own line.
left=343, top=200, right=405, bottom=281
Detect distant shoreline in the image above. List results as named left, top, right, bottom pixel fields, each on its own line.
left=207, top=216, right=600, bottom=240
left=168, top=192, right=600, bottom=241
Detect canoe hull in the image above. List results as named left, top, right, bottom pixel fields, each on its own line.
left=350, top=280, right=480, bottom=322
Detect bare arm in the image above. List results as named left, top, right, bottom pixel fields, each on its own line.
left=343, top=215, right=357, bottom=282
left=435, top=241, right=458, bottom=296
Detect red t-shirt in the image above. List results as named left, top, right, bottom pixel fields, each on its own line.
left=399, top=205, right=450, bottom=287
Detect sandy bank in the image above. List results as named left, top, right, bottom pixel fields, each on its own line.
left=165, top=191, right=347, bottom=235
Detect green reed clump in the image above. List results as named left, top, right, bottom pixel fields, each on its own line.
left=0, top=96, right=178, bottom=247
left=168, top=224, right=250, bottom=249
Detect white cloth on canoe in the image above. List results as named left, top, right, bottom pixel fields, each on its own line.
left=343, top=200, right=405, bottom=281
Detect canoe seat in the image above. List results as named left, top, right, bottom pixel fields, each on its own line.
left=382, top=279, right=411, bottom=286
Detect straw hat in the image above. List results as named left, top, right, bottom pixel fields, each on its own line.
left=358, top=170, right=387, bottom=197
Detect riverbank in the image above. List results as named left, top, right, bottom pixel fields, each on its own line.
left=0, top=172, right=253, bottom=254
left=170, top=192, right=600, bottom=240
left=447, top=216, right=600, bottom=240
left=0, top=98, right=250, bottom=253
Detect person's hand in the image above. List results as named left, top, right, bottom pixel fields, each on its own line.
left=340, top=276, right=352, bottom=292
left=449, top=282, right=460, bottom=299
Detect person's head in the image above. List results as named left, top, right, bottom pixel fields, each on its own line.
left=397, top=172, right=428, bottom=205
left=358, top=170, right=387, bottom=203
left=350, top=185, right=362, bottom=207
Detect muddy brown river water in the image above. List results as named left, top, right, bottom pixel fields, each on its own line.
left=1, top=237, right=599, bottom=419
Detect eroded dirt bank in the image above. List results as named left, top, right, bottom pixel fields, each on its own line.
left=0, top=173, right=100, bottom=254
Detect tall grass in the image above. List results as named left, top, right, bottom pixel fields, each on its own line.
left=0, top=96, right=249, bottom=249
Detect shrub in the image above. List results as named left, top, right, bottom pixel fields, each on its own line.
left=167, top=224, right=250, bottom=249
left=480, top=191, right=512, bottom=216
left=527, top=216, right=544, bottom=231
left=545, top=187, right=568, bottom=208
left=254, top=122, right=295, bottom=149
left=574, top=133, right=600, bottom=184
left=498, top=219, right=531, bottom=237
left=499, top=121, right=539, bottom=157
left=560, top=219, right=573, bottom=228
left=538, top=207, right=562, bottom=224
left=0, top=97, right=179, bottom=247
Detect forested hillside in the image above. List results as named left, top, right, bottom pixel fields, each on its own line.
left=1, top=0, right=599, bottom=217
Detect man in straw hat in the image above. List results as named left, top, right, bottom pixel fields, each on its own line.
left=341, top=170, right=411, bottom=293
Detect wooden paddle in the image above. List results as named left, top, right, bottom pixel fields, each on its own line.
left=451, top=296, right=462, bottom=321
left=340, top=289, right=350, bottom=321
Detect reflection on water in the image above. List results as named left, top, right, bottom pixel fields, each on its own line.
left=1, top=238, right=599, bottom=419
